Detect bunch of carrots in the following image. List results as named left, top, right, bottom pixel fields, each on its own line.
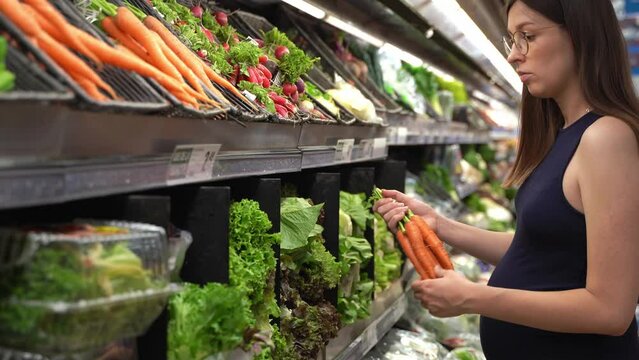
left=372, top=187, right=454, bottom=280
left=0, top=0, right=255, bottom=109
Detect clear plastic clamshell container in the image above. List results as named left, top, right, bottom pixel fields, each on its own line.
left=0, top=221, right=182, bottom=355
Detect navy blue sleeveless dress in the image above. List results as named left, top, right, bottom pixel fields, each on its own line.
left=480, top=112, right=639, bottom=359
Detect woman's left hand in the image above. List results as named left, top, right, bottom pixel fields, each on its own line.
left=411, top=266, right=477, bottom=318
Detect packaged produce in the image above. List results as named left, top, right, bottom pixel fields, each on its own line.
left=328, top=82, right=380, bottom=123
left=0, top=221, right=177, bottom=354
left=364, top=329, right=449, bottom=360
left=403, top=291, right=481, bottom=350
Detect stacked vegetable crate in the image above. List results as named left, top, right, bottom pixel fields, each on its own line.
left=0, top=2, right=172, bottom=114
left=229, top=10, right=360, bottom=125
left=0, top=36, right=74, bottom=102
left=281, top=6, right=403, bottom=116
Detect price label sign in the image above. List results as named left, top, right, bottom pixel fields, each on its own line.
left=373, top=137, right=387, bottom=158
left=359, top=139, right=375, bottom=159
left=167, top=144, right=221, bottom=185
left=397, top=127, right=408, bottom=144
left=387, top=127, right=398, bottom=144
left=335, top=139, right=355, bottom=162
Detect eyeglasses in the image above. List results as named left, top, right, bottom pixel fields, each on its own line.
left=503, top=31, right=532, bottom=55
left=503, top=26, right=561, bottom=56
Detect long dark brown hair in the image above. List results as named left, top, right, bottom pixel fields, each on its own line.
left=504, top=0, right=639, bottom=187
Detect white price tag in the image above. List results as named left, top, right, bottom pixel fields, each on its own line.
left=373, top=137, right=387, bottom=158
left=167, top=144, right=221, bottom=185
left=387, top=127, right=398, bottom=144
left=335, top=139, right=355, bottom=162
left=397, top=127, right=408, bottom=144
left=359, top=139, right=375, bottom=159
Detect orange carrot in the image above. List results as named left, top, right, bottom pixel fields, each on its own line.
left=23, top=0, right=101, bottom=66
left=72, top=75, right=108, bottom=101
left=396, top=224, right=429, bottom=280
left=114, top=7, right=182, bottom=81
left=101, top=17, right=149, bottom=60
left=412, top=214, right=454, bottom=270
left=35, top=32, right=116, bottom=99
left=0, top=0, right=41, bottom=37
left=405, top=219, right=437, bottom=279
left=150, top=32, right=206, bottom=96
left=142, top=16, right=233, bottom=105
left=202, top=62, right=256, bottom=108
left=69, top=27, right=195, bottom=104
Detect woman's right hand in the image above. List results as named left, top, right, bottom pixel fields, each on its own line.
left=373, top=189, right=442, bottom=234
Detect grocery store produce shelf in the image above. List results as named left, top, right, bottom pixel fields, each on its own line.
left=457, top=182, right=481, bottom=200
left=326, top=280, right=410, bottom=360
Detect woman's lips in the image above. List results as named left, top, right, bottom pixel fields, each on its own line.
left=519, top=73, right=532, bottom=83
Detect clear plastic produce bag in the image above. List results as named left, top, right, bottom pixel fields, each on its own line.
left=364, top=329, right=449, bottom=360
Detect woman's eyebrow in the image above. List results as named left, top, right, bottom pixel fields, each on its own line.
left=508, top=21, right=535, bottom=35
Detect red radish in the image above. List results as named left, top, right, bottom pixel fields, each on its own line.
left=201, top=27, right=215, bottom=43
left=274, top=45, right=289, bottom=60
left=295, top=79, right=305, bottom=94
left=259, top=55, right=268, bottom=64
left=290, top=91, right=299, bottom=103
left=223, top=43, right=230, bottom=52
left=255, top=39, right=264, bottom=48
left=196, top=49, right=208, bottom=58
left=248, top=67, right=259, bottom=84
left=282, top=82, right=297, bottom=96
left=262, top=77, right=270, bottom=88
left=284, top=101, right=297, bottom=113
left=258, top=64, right=272, bottom=80
left=191, top=5, right=203, bottom=18
left=232, top=34, right=239, bottom=44
left=269, top=92, right=287, bottom=105
left=215, top=11, right=228, bottom=26
left=275, top=104, right=288, bottom=117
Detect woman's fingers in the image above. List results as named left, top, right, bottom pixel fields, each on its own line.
left=376, top=201, right=405, bottom=216
left=373, top=197, right=394, bottom=212
left=385, top=206, right=408, bottom=231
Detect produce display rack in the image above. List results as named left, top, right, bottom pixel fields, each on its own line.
left=0, top=44, right=75, bottom=103
left=0, top=0, right=517, bottom=358
left=0, top=11, right=171, bottom=114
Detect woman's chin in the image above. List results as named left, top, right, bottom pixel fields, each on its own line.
left=526, top=83, right=552, bottom=99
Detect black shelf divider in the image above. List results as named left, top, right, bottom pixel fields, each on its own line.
left=123, top=195, right=172, bottom=360
left=172, top=186, right=231, bottom=285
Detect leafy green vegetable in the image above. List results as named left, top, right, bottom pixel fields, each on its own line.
left=238, top=81, right=276, bottom=113
left=339, top=191, right=373, bottom=233
left=277, top=48, right=319, bottom=84
left=262, top=28, right=297, bottom=50
left=254, top=323, right=298, bottom=360
left=374, top=214, right=402, bottom=293
left=280, top=198, right=324, bottom=251
left=418, top=164, right=458, bottom=201
left=0, top=37, right=15, bottom=93
left=280, top=282, right=340, bottom=359
left=261, top=28, right=319, bottom=83
left=437, top=77, right=469, bottom=104
left=168, top=283, right=252, bottom=360
left=229, top=200, right=279, bottom=332
left=402, top=63, right=442, bottom=115
left=229, top=42, right=261, bottom=70
left=286, top=236, right=341, bottom=304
